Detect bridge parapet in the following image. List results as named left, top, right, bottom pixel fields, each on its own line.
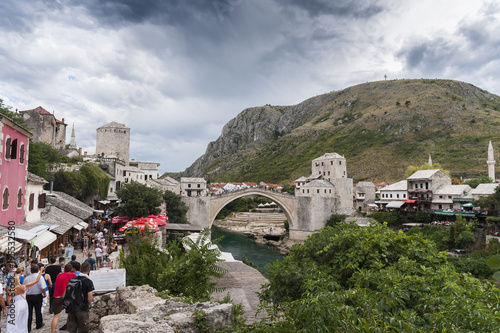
left=210, top=187, right=295, bottom=199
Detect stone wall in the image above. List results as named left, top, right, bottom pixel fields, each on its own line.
left=90, top=285, right=234, bottom=333
left=183, top=196, right=211, bottom=228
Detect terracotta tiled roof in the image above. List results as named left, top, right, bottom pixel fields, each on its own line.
left=19, top=106, right=52, bottom=115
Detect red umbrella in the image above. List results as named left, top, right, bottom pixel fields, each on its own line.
left=132, top=218, right=160, bottom=232
left=145, top=215, right=167, bottom=226
left=112, top=216, right=130, bottom=223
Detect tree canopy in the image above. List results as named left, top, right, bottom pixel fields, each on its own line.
left=52, top=163, right=110, bottom=203
left=0, top=98, right=28, bottom=128
left=405, top=162, right=450, bottom=178
left=114, top=181, right=163, bottom=218
left=259, top=223, right=500, bottom=332
left=464, top=175, right=493, bottom=189
left=120, top=229, right=226, bottom=302
left=163, top=190, right=189, bottom=224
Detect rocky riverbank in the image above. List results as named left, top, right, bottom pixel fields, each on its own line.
left=213, top=212, right=300, bottom=254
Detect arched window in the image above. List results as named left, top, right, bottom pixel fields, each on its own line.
left=2, top=187, right=9, bottom=210
left=10, top=139, right=17, bottom=159
left=17, top=188, right=23, bottom=208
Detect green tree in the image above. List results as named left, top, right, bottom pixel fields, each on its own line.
left=28, top=141, right=68, bottom=180
left=464, top=175, right=493, bottom=189
left=121, top=229, right=226, bottom=302
left=163, top=190, right=189, bottom=224
left=405, top=162, right=450, bottom=178
left=259, top=223, right=500, bottom=332
left=53, top=170, right=86, bottom=199
left=0, top=98, right=28, bottom=128
left=52, top=163, right=110, bottom=203
left=157, top=229, right=227, bottom=301
left=114, top=181, right=163, bottom=218
left=455, top=230, right=476, bottom=249
left=325, top=213, right=347, bottom=227
left=80, top=163, right=110, bottom=200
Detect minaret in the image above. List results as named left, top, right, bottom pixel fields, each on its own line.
left=428, top=155, right=432, bottom=166
left=488, top=140, right=496, bottom=181
left=69, top=123, right=76, bottom=149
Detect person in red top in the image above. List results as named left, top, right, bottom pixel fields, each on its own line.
left=51, top=264, right=76, bottom=333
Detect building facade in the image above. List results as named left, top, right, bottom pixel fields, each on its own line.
left=0, top=114, right=31, bottom=226
left=19, top=106, right=67, bottom=150
left=180, top=178, right=207, bottom=197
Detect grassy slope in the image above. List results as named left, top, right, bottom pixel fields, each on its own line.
left=201, top=79, right=500, bottom=183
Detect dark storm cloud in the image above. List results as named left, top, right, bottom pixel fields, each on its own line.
left=280, top=0, right=385, bottom=18
left=398, top=10, right=500, bottom=76
left=65, top=0, right=226, bottom=27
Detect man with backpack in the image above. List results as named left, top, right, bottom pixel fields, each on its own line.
left=63, top=261, right=94, bottom=333
left=51, top=264, right=75, bottom=333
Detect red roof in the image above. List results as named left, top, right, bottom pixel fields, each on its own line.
left=20, top=106, right=52, bottom=115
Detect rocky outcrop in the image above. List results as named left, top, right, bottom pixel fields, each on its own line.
left=90, top=285, right=234, bottom=333
left=179, top=79, right=500, bottom=183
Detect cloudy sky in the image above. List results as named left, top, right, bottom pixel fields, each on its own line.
left=1, top=0, right=499, bottom=173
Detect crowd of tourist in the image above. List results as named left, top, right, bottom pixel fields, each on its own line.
left=0, top=257, right=94, bottom=333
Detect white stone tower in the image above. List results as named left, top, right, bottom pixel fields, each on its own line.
left=69, top=123, right=76, bottom=149
left=96, top=122, right=130, bottom=165
left=488, top=140, right=496, bottom=181
left=428, top=155, right=433, bottom=166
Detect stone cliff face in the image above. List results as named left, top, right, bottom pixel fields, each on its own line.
left=179, top=79, right=500, bottom=183
left=182, top=94, right=332, bottom=178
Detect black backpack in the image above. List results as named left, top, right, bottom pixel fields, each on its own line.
left=62, top=276, right=85, bottom=312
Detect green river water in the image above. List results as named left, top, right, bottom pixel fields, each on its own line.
left=211, top=227, right=284, bottom=276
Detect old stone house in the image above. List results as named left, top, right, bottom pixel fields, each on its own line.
left=19, top=106, right=67, bottom=150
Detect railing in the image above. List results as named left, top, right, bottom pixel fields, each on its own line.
left=210, top=187, right=295, bottom=198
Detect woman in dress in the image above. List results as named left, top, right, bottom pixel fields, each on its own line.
left=5, top=266, right=44, bottom=333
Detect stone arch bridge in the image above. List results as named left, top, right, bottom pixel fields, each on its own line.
left=209, top=188, right=295, bottom=229
left=182, top=188, right=343, bottom=241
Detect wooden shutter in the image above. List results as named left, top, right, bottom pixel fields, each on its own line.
left=29, top=193, right=34, bottom=211
left=5, top=138, right=11, bottom=159
left=38, top=193, right=46, bottom=209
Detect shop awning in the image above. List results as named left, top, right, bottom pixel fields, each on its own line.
left=453, top=198, right=474, bottom=202
left=12, top=229, right=37, bottom=241
left=32, top=231, right=57, bottom=250
left=79, top=222, right=88, bottom=228
left=434, top=210, right=478, bottom=217
left=0, top=235, right=23, bottom=254
left=386, top=201, right=405, bottom=208
left=73, top=224, right=83, bottom=230
left=404, top=199, right=418, bottom=203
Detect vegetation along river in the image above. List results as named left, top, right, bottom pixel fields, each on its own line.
left=211, top=227, right=284, bottom=276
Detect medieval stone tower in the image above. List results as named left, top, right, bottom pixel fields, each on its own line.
left=96, top=122, right=130, bottom=165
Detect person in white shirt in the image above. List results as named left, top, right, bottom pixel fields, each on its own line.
left=95, top=246, right=103, bottom=269
left=24, top=264, right=47, bottom=331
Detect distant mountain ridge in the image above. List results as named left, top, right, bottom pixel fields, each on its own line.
left=180, top=79, right=500, bottom=183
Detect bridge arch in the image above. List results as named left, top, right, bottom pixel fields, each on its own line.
left=208, top=188, right=295, bottom=229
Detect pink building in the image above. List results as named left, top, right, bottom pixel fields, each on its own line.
left=0, top=114, right=31, bottom=226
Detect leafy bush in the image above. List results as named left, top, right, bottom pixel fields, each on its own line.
left=259, top=223, right=500, bottom=332
left=121, top=229, right=226, bottom=302
left=325, top=213, right=347, bottom=227
left=455, top=230, right=476, bottom=249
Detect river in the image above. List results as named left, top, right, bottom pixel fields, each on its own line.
left=211, top=227, right=284, bottom=276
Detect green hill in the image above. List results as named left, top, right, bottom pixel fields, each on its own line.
left=181, top=79, right=500, bottom=183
